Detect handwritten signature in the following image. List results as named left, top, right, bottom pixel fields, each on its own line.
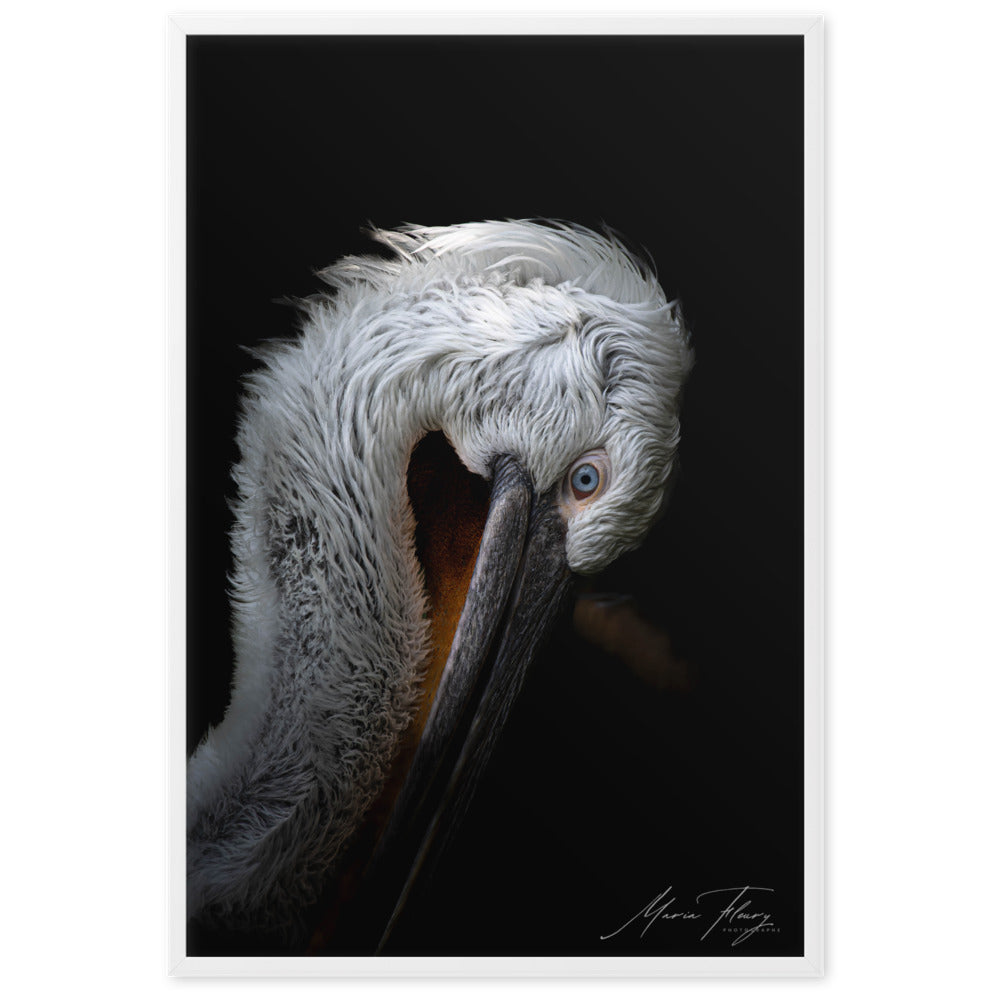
left=601, top=885, right=777, bottom=947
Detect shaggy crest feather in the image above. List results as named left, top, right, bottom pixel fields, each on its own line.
left=187, top=219, right=693, bottom=942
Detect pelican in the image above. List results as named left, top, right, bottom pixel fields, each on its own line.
left=186, top=220, right=693, bottom=952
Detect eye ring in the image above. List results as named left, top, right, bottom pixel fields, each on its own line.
left=564, top=450, right=610, bottom=505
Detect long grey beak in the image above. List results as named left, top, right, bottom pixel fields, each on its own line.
left=357, top=455, right=572, bottom=951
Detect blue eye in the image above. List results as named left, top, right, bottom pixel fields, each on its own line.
left=571, top=462, right=600, bottom=498
left=564, top=450, right=611, bottom=505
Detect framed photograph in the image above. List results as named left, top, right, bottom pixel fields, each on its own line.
left=168, top=15, right=823, bottom=977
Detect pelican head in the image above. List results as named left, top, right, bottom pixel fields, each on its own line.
left=186, top=220, right=693, bottom=951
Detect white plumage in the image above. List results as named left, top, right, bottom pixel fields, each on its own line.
left=187, top=220, right=693, bottom=942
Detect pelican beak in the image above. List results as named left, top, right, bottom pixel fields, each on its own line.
left=361, top=455, right=572, bottom=950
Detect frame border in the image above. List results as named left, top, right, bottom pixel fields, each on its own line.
left=167, top=13, right=824, bottom=978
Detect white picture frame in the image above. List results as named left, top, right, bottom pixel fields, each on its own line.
left=168, top=13, right=824, bottom=978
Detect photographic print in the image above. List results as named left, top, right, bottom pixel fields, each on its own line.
left=171, top=17, right=823, bottom=975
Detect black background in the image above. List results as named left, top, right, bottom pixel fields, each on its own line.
left=187, top=35, right=804, bottom=957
